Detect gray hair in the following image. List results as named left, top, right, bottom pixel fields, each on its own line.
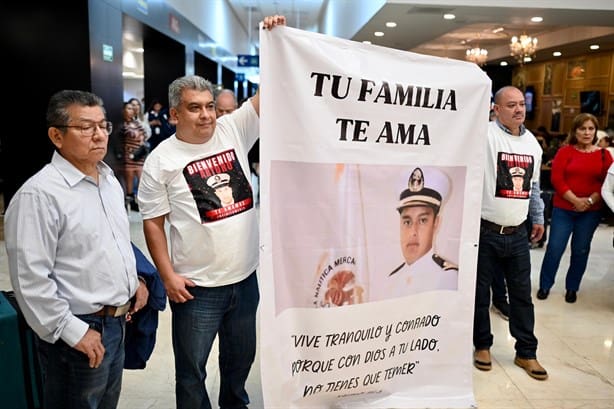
left=216, top=89, right=237, bottom=105
left=46, top=90, right=104, bottom=128
left=168, top=75, right=214, bottom=109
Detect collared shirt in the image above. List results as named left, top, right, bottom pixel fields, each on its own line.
left=5, top=151, right=138, bottom=346
left=494, top=118, right=527, bottom=136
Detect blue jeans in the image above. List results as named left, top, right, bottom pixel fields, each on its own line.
left=473, top=224, right=538, bottom=358
left=491, top=268, right=507, bottom=305
left=38, top=315, right=126, bottom=409
left=539, top=207, right=602, bottom=292
left=171, top=272, right=259, bottom=409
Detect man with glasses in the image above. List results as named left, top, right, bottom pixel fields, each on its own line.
left=4, top=89, right=149, bottom=408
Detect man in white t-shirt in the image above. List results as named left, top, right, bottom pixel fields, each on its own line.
left=137, top=15, right=286, bottom=408
left=473, top=85, right=548, bottom=381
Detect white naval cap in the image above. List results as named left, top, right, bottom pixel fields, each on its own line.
left=206, top=173, right=231, bottom=189
left=396, top=167, right=450, bottom=213
left=509, top=166, right=526, bottom=177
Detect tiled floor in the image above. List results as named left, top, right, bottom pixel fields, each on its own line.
left=1, top=211, right=613, bottom=408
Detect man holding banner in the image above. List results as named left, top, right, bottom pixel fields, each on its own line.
left=138, top=14, right=287, bottom=409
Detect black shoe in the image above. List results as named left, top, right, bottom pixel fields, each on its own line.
left=565, top=290, right=577, bottom=303
left=491, top=301, right=509, bottom=320
left=536, top=288, right=549, bottom=300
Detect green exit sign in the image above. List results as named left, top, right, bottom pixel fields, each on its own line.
left=103, top=44, right=113, bottom=62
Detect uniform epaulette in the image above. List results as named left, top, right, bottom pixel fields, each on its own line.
left=432, top=253, right=458, bottom=271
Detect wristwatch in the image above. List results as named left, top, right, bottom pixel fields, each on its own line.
left=587, top=197, right=594, bottom=205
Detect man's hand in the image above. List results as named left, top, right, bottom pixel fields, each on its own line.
left=74, top=328, right=105, bottom=368
left=127, top=279, right=150, bottom=322
left=530, top=224, right=545, bottom=243
left=262, top=15, right=286, bottom=30
left=164, top=273, right=196, bottom=303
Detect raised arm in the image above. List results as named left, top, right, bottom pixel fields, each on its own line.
left=250, top=15, right=287, bottom=116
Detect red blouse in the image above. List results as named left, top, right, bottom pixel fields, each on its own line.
left=551, top=145, right=613, bottom=211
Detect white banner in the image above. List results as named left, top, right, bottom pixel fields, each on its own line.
left=259, top=25, right=491, bottom=408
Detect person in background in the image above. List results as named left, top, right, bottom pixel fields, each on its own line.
left=537, top=113, right=613, bottom=303
left=597, top=130, right=614, bottom=156
left=602, top=161, right=614, bottom=211
left=597, top=131, right=614, bottom=225
left=534, top=126, right=550, bottom=151
left=4, top=90, right=148, bottom=409
left=215, top=88, right=238, bottom=117
left=137, top=15, right=286, bottom=409
left=474, top=86, right=548, bottom=381
left=120, top=101, right=147, bottom=211
left=128, top=97, right=152, bottom=140
left=147, top=99, right=174, bottom=150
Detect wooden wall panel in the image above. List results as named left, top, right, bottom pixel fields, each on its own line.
left=586, top=55, right=611, bottom=78
left=551, top=62, right=566, bottom=96
left=515, top=50, right=614, bottom=131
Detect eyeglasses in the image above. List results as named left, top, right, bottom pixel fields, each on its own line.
left=52, top=121, right=113, bottom=137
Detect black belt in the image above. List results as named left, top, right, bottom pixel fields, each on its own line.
left=93, top=301, right=131, bottom=317
left=480, top=218, right=523, bottom=235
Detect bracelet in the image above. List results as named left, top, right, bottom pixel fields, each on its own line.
left=587, top=197, right=594, bottom=205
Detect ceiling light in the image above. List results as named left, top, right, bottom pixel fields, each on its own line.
left=590, top=44, right=600, bottom=50
left=500, top=61, right=508, bottom=66
left=362, top=40, right=372, bottom=45
left=553, top=51, right=562, bottom=57
left=466, top=47, right=488, bottom=66
left=374, top=31, right=384, bottom=37
left=492, top=27, right=504, bottom=33
left=386, top=22, right=397, bottom=28
left=443, top=14, right=455, bottom=20
left=531, top=16, right=543, bottom=23
left=510, top=34, right=538, bottom=64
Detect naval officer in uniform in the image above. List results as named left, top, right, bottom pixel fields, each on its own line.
left=510, top=166, right=526, bottom=193
left=207, top=172, right=235, bottom=207
left=387, top=167, right=458, bottom=297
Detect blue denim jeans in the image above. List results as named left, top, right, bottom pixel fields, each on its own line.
left=474, top=224, right=538, bottom=358
left=539, top=207, right=602, bottom=292
left=38, top=314, right=126, bottom=409
left=171, top=272, right=259, bottom=409
left=490, top=267, right=507, bottom=304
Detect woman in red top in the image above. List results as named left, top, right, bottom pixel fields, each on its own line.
left=537, top=113, right=613, bottom=303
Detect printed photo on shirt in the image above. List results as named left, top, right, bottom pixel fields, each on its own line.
left=495, top=152, right=534, bottom=199
left=183, top=148, right=253, bottom=222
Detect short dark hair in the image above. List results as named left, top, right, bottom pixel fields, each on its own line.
left=46, top=90, right=104, bottom=128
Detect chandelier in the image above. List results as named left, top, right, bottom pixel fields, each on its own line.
left=510, top=34, right=538, bottom=63
left=465, top=47, right=488, bottom=65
